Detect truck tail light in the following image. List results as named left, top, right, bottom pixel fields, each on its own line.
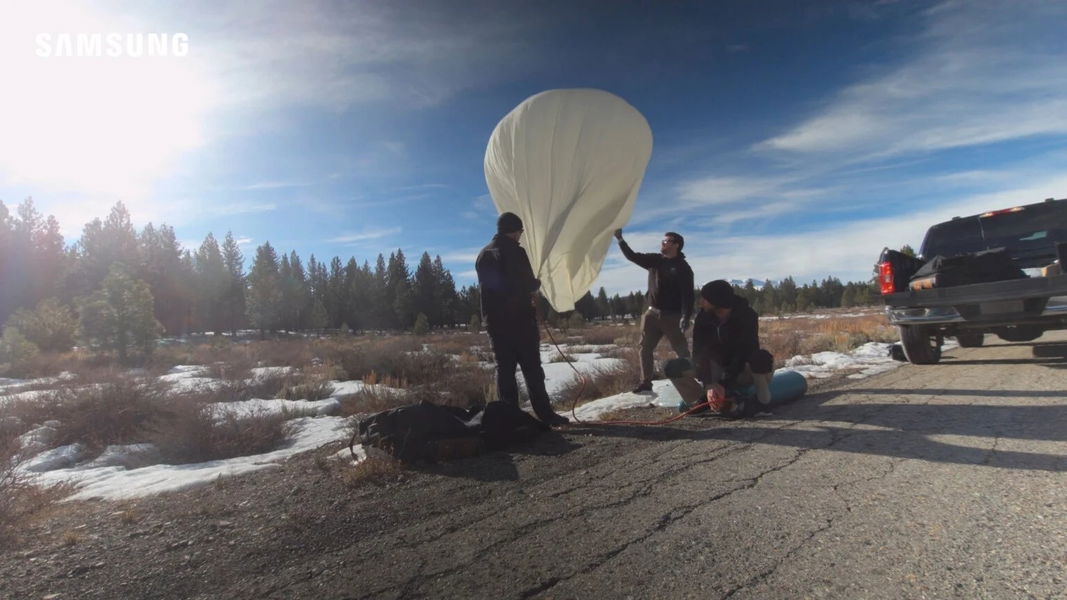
left=879, top=261, right=895, bottom=295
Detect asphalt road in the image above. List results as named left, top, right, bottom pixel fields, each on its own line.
left=302, top=331, right=1067, bottom=600
left=4, top=332, right=1065, bottom=600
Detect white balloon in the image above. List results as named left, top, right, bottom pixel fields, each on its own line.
left=484, top=89, right=653, bottom=312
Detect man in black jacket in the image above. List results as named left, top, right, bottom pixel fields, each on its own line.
left=689, top=280, right=773, bottom=409
left=614, top=228, right=694, bottom=392
left=475, top=212, right=569, bottom=427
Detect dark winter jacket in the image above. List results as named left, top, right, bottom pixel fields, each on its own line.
left=691, top=296, right=761, bottom=385
left=475, top=234, right=541, bottom=335
left=618, top=240, right=694, bottom=320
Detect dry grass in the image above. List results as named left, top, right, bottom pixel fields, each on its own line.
left=339, top=455, right=404, bottom=488
left=576, top=325, right=633, bottom=346
left=761, top=312, right=896, bottom=365
left=554, top=348, right=642, bottom=408
left=151, top=398, right=294, bottom=464
left=24, top=374, right=168, bottom=453
left=336, top=385, right=410, bottom=416
left=0, top=436, right=72, bottom=549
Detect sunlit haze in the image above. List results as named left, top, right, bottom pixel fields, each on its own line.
left=1, top=1, right=1065, bottom=292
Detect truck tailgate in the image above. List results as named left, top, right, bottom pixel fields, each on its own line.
left=883, top=274, right=1067, bottom=308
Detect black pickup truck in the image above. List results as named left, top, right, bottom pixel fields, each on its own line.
left=877, top=197, right=1067, bottom=364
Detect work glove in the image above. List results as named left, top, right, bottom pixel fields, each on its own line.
left=613, top=228, right=623, bottom=241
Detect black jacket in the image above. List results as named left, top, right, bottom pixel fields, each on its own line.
left=691, top=296, right=760, bottom=385
left=618, top=240, right=694, bottom=320
left=475, top=234, right=541, bottom=334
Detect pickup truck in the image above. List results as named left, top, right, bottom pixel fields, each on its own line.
left=877, top=197, right=1067, bottom=364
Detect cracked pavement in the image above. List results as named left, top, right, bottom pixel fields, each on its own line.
left=3, top=333, right=1065, bottom=599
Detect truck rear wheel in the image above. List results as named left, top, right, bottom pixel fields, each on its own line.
left=955, top=332, right=984, bottom=347
left=899, top=325, right=942, bottom=364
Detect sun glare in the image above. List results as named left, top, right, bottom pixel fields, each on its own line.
left=0, top=3, right=216, bottom=198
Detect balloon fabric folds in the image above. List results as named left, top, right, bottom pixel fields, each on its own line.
left=484, top=89, right=653, bottom=312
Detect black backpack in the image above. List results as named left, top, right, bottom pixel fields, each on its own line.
left=354, top=400, right=549, bottom=463
left=356, top=401, right=480, bottom=463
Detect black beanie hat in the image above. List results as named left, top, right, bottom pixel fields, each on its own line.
left=700, top=280, right=735, bottom=307
left=497, top=212, right=523, bottom=234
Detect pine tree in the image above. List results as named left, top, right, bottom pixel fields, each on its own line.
left=596, top=287, right=611, bottom=320
left=74, top=202, right=140, bottom=298
left=0, top=201, right=12, bottom=322
left=412, top=252, right=437, bottom=328
left=433, top=255, right=458, bottom=328
left=575, top=291, right=599, bottom=320
left=194, top=233, right=229, bottom=333
left=0, top=199, right=67, bottom=325
left=287, top=251, right=309, bottom=330
left=246, top=242, right=282, bottom=334
left=8, top=298, right=77, bottom=352
left=139, top=223, right=193, bottom=335
left=342, top=258, right=368, bottom=332
left=76, top=266, right=162, bottom=363
left=326, top=257, right=345, bottom=329
left=386, top=250, right=413, bottom=329
left=221, top=232, right=246, bottom=334
left=413, top=312, right=430, bottom=335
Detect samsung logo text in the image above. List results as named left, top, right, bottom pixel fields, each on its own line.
left=35, top=33, right=190, bottom=58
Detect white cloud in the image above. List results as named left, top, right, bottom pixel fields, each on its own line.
left=595, top=171, right=1067, bottom=295
left=207, top=202, right=277, bottom=216
left=182, top=1, right=536, bottom=113
left=328, top=227, right=402, bottom=245
left=757, top=2, right=1067, bottom=160
left=439, top=248, right=481, bottom=263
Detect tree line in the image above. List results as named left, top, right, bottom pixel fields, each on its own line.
left=0, top=198, right=880, bottom=363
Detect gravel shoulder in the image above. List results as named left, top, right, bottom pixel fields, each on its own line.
left=3, top=333, right=1066, bottom=599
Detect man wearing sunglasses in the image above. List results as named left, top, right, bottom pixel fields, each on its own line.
left=614, top=228, right=694, bottom=393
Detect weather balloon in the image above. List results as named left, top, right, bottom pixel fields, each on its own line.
left=484, top=89, right=653, bottom=312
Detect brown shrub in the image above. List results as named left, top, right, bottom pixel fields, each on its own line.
left=554, top=349, right=641, bottom=408
left=340, top=455, right=403, bottom=488
left=152, top=398, right=293, bottom=464
left=0, top=437, right=71, bottom=549
left=336, top=385, right=409, bottom=416
left=31, top=374, right=167, bottom=453
left=759, top=311, right=897, bottom=362
left=420, top=332, right=486, bottom=356
left=579, top=325, right=633, bottom=346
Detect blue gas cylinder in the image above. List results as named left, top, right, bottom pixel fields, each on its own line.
left=768, top=370, right=807, bottom=405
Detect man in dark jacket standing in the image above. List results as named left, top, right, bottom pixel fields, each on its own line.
left=690, top=280, right=773, bottom=407
left=614, top=228, right=694, bottom=392
left=476, top=212, right=569, bottom=427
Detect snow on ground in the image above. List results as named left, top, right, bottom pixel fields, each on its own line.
left=207, top=398, right=340, bottom=420
left=33, top=416, right=351, bottom=501
left=0, top=388, right=54, bottom=406
left=158, top=365, right=225, bottom=393
left=537, top=345, right=626, bottom=396
left=250, top=366, right=295, bottom=379
left=12, top=334, right=940, bottom=501
left=570, top=379, right=683, bottom=421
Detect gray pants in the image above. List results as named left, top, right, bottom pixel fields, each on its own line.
left=671, top=360, right=772, bottom=406
left=639, top=308, right=690, bottom=382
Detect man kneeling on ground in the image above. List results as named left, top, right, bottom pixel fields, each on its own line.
left=674, top=280, right=773, bottom=413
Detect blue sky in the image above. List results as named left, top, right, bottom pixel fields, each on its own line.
left=2, top=1, right=1066, bottom=295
